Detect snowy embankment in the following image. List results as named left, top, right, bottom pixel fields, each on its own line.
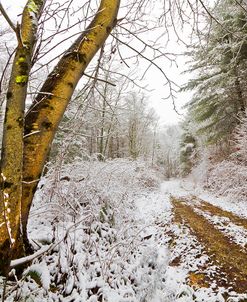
left=1, top=162, right=247, bottom=301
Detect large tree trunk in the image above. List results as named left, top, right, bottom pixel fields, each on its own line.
left=22, top=0, right=120, bottom=254
left=0, top=0, right=45, bottom=275
left=0, top=0, right=120, bottom=275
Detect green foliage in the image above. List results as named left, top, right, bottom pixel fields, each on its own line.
left=26, top=270, right=42, bottom=287
left=26, top=264, right=50, bottom=291
left=183, top=0, right=247, bottom=146
left=179, top=129, right=197, bottom=176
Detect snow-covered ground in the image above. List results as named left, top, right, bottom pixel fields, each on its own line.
left=1, top=162, right=247, bottom=301
left=176, top=176, right=247, bottom=220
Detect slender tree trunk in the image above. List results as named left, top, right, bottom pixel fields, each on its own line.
left=99, top=92, right=107, bottom=161
left=0, top=0, right=45, bottom=275
left=0, top=0, right=120, bottom=275
left=104, top=91, right=120, bottom=157
left=116, top=133, right=120, bottom=157
left=151, top=125, right=157, bottom=167
left=129, top=121, right=138, bottom=159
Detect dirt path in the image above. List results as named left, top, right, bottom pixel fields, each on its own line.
left=170, top=195, right=247, bottom=295
left=192, top=196, right=247, bottom=229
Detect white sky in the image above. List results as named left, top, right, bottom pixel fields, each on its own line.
left=143, top=56, right=190, bottom=126
left=1, top=0, right=191, bottom=125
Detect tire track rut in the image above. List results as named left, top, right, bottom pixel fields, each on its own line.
left=170, top=195, right=247, bottom=294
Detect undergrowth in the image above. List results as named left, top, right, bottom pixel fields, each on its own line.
left=1, top=159, right=170, bottom=302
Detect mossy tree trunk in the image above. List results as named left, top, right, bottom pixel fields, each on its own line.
left=0, top=0, right=45, bottom=275
left=0, top=0, right=120, bottom=275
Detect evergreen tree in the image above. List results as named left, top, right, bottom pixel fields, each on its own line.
left=183, top=0, right=247, bottom=145
left=179, top=126, right=197, bottom=176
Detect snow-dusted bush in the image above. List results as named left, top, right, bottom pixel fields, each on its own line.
left=204, top=160, right=247, bottom=201
left=34, top=158, right=161, bottom=220
left=2, top=159, right=166, bottom=302
left=231, top=114, right=247, bottom=164
left=203, top=114, right=247, bottom=201
left=186, top=152, right=209, bottom=188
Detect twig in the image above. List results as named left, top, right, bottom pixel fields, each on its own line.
left=15, top=23, right=23, bottom=47
left=9, top=216, right=90, bottom=269
left=198, top=0, right=221, bottom=25
left=83, top=72, right=116, bottom=87
left=0, top=47, right=15, bottom=95
left=0, top=3, right=17, bottom=33
left=22, top=178, right=40, bottom=184
left=10, top=245, right=51, bottom=268
left=2, top=276, right=8, bottom=302
left=234, top=0, right=247, bottom=13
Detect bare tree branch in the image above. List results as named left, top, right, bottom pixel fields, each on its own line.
left=0, top=3, right=17, bottom=33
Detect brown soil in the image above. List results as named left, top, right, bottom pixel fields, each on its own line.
left=170, top=196, right=247, bottom=294
left=191, top=196, right=247, bottom=229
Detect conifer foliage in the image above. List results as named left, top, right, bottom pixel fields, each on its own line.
left=183, top=0, right=247, bottom=145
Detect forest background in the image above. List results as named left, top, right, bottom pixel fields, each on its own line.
left=0, top=0, right=247, bottom=300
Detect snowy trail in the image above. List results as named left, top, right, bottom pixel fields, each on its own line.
left=162, top=180, right=247, bottom=301
left=2, top=177, right=247, bottom=302
left=133, top=179, right=247, bottom=302
left=133, top=180, right=227, bottom=301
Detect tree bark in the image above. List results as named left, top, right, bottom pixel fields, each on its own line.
left=21, top=0, right=120, bottom=253
left=0, top=0, right=45, bottom=275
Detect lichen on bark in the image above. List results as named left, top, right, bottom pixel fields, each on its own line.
left=15, top=75, right=28, bottom=84
left=0, top=0, right=45, bottom=275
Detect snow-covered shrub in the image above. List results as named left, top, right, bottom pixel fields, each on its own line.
left=26, top=262, right=51, bottom=291
left=203, top=115, right=247, bottom=201
left=35, top=159, right=161, bottom=221
left=179, top=132, right=197, bottom=177
left=2, top=159, right=166, bottom=302
left=204, top=160, right=247, bottom=201
left=230, top=114, right=247, bottom=164
left=185, top=148, right=210, bottom=188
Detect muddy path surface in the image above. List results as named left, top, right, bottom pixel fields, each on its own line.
left=170, top=195, right=247, bottom=296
